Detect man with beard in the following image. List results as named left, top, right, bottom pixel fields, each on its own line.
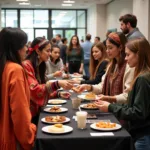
left=119, top=14, right=145, bottom=40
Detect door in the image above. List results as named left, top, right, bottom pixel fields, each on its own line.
left=34, top=28, right=48, bottom=39
left=64, top=29, right=75, bottom=43
left=52, top=29, right=76, bottom=43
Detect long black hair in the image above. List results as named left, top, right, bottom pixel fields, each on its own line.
left=26, top=37, right=50, bottom=83
left=0, top=27, right=27, bottom=107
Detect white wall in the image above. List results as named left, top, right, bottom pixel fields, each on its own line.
left=96, top=4, right=106, bottom=41
left=133, top=0, right=150, bottom=40
left=106, top=0, right=133, bottom=32
left=87, top=4, right=106, bottom=42
left=87, top=4, right=97, bottom=42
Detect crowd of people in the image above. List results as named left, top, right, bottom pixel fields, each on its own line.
left=0, top=13, right=150, bottom=150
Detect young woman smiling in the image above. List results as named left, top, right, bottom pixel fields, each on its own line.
left=23, top=37, right=72, bottom=124
left=72, top=42, right=108, bottom=85
left=78, top=32, right=135, bottom=104
left=45, top=45, right=68, bottom=80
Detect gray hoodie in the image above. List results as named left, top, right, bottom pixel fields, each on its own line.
left=45, top=58, right=64, bottom=80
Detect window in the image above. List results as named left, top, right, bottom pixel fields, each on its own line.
left=20, top=10, right=33, bottom=28
left=77, top=11, right=86, bottom=28
left=1, top=10, right=5, bottom=27
left=77, top=29, right=86, bottom=41
left=6, top=10, right=18, bottom=27
left=52, top=10, right=76, bottom=28
left=22, top=29, right=34, bottom=42
left=34, top=10, right=49, bottom=28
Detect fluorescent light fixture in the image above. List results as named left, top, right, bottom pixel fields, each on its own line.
left=16, top=0, right=28, bottom=1
left=63, top=0, right=75, bottom=3
left=62, top=3, right=72, bottom=6
left=19, top=2, right=30, bottom=5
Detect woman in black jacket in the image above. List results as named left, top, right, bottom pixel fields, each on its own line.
left=72, top=42, right=108, bottom=85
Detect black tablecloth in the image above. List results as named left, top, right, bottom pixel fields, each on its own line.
left=33, top=97, right=134, bottom=150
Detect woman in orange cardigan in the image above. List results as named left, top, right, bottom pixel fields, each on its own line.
left=0, top=27, right=36, bottom=150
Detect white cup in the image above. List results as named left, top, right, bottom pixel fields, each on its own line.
left=71, top=98, right=81, bottom=109
left=76, top=111, right=87, bottom=129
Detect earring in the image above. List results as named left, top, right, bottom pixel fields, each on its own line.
left=38, top=55, right=40, bottom=59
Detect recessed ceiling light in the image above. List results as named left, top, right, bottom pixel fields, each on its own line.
left=16, top=0, right=28, bottom=1
left=62, top=3, right=72, bottom=6
left=63, top=0, right=75, bottom=3
left=19, top=2, right=30, bottom=5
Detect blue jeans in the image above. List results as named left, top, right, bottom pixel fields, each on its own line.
left=84, top=59, right=90, bottom=77
left=135, top=135, right=150, bottom=150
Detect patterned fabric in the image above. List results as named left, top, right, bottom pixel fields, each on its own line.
left=108, top=32, right=121, bottom=45
left=22, top=60, right=59, bottom=117
left=102, top=61, right=127, bottom=96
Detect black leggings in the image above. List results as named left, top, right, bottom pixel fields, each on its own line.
left=69, top=61, right=81, bottom=74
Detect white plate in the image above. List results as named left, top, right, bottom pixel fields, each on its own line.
left=49, top=80, right=57, bottom=82
left=43, top=107, right=68, bottom=113
left=48, top=99, right=67, bottom=104
left=80, top=104, right=98, bottom=110
left=42, top=125, right=73, bottom=134
left=72, top=78, right=83, bottom=81
left=90, top=123, right=122, bottom=131
left=78, top=94, right=98, bottom=101
left=41, top=116, right=70, bottom=124
left=69, top=90, right=88, bottom=93
left=71, top=74, right=83, bottom=78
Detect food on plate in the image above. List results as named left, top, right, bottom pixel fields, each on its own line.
left=49, top=106, right=61, bottom=112
left=96, top=122, right=116, bottom=128
left=48, top=124, right=65, bottom=133
left=73, top=73, right=82, bottom=76
left=49, top=100, right=64, bottom=104
left=72, top=87, right=81, bottom=93
left=45, top=116, right=66, bottom=122
left=63, top=74, right=70, bottom=79
left=83, top=103, right=98, bottom=109
left=85, top=92, right=96, bottom=100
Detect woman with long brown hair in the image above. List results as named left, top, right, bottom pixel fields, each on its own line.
left=78, top=32, right=134, bottom=104
left=72, top=42, right=108, bottom=84
left=23, top=37, right=72, bottom=124
left=95, top=38, right=150, bottom=150
left=66, top=35, right=84, bottom=74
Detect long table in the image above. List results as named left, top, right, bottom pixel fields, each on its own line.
left=33, top=97, right=134, bottom=150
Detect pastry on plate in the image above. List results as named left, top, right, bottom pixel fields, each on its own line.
left=85, top=92, right=96, bottom=100
left=96, top=122, right=116, bottom=128
left=45, top=116, right=66, bottom=122
left=72, top=87, right=81, bottom=93
left=48, top=124, right=65, bottom=133
left=49, top=106, right=61, bottom=112
left=83, top=103, right=98, bottom=109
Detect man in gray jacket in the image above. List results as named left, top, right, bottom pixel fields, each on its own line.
left=119, top=14, right=145, bottom=40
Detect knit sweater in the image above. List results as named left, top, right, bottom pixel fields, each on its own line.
left=45, top=58, right=64, bottom=80
left=0, top=62, right=36, bottom=150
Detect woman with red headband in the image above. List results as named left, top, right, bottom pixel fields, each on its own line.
left=78, top=32, right=135, bottom=104
left=23, top=37, right=73, bottom=124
